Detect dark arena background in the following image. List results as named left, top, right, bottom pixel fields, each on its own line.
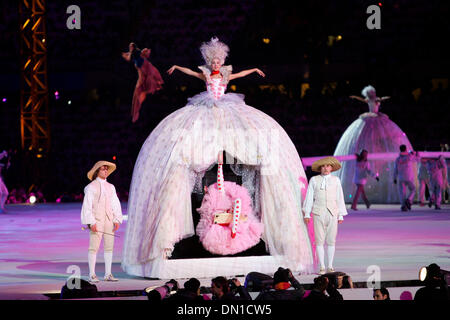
left=0, top=0, right=449, bottom=307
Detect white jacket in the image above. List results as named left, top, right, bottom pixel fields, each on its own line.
left=81, top=178, right=123, bottom=225
left=394, top=152, right=418, bottom=182
left=303, top=174, right=348, bottom=220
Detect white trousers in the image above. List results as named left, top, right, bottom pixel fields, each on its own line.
left=397, top=180, right=415, bottom=205
left=89, top=218, right=115, bottom=253
left=419, top=179, right=430, bottom=203
left=313, top=209, right=338, bottom=246
left=429, top=181, right=442, bottom=206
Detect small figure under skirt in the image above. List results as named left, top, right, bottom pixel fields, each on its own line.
left=196, top=158, right=263, bottom=255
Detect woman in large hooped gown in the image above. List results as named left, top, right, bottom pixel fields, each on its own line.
left=122, top=38, right=315, bottom=277
left=334, top=85, right=415, bottom=204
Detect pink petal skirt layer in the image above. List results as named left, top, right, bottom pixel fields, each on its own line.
left=196, top=181, right=263, bottom=255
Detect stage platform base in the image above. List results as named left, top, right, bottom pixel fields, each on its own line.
left=122, top=255, right=309, bottom=279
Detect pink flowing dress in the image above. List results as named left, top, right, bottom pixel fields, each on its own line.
left=131, top=59, right=164, bottom=122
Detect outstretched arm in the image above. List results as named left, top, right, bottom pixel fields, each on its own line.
left=229, top=68, right=265, bottom=81
left=349, top=95, right=367, bottom=103
left=380, top=96, right=391, bottom=101
left=167, top=65, right=205, bottom=80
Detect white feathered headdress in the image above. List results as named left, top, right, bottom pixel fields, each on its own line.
left=200, top=37, right=229, bottom=66
left=361, top=85, right=376, bottom=98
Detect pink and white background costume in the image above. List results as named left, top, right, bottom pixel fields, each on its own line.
left=0, top=150, right=8, bottom=212
left=122, top=65, right=315, bottom=277
left=334, top=101, right=416, bottom=203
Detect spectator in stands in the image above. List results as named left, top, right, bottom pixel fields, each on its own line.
left=373, top=287, right=391, bottom=300
left=255, top=267, right=305, bottom=300
left=6, top=189, right=17, bottom=204
left=303, top=275, right=343, bottom=301
left=211, top=276, right=252, bottom=301
left=17, top=188, right=27, bottom=203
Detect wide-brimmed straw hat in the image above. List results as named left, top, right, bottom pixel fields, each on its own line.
left=311, top=156, right=341, bottom=172
left=87, top=161, right=116, bottom=180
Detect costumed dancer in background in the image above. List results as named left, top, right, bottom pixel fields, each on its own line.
left=445, top=159, right=450, bottom=204
left=81, top=161, right=123, bottom=283
left=0, top=150, right=10, bottom=213
left=122, top=42, right=164, bottom=122
left=351, top=149, right=379, bottom=210
left=426, top=155, right=447, bottom=210
left=335, top=85, right=413, bottom=204
left=303, top=157, right=348, bottom=275
left=350, top=85, right=390, bottom=113
left=196, top=151, right=263, bottom=255
left=418, top=157, right=431, bottom=206
left=393, top=145, right=420, bottom=212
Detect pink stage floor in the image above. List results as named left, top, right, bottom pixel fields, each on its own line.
left=0, top=202, right=449, bottom=300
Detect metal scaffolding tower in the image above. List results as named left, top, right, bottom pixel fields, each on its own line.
left=19, top=0, right=50, bottom=157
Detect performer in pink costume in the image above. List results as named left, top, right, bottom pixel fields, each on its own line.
left=334, top=85, right=415, bottom=204
left=196, top=152, right=263, bottom=255
left=122, top=37, right=314, bottom=277
left=0, top=150, right=9, bottom=213
left=122, top=42, right=164, bottom=122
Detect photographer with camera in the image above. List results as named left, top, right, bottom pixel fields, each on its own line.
left=211, top=276, right=252, bottom=301
left=303, top=275, right=343, bottom=301
left=323, top=271, right=353, bottom=290
left=414, top=264, right=449, bottom=300
left=167, top=278, right=207, bottom=301
left=255, top=267, right=305, bottom=300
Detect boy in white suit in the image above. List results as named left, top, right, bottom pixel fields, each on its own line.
left=81, top=161, right=123, bottom=283
left=303, top=157, right=348, bottom=275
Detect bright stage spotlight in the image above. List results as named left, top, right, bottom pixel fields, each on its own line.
left=419, top=263, right=450, bottom=284
left=29, top=195, right=37, bottom=204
